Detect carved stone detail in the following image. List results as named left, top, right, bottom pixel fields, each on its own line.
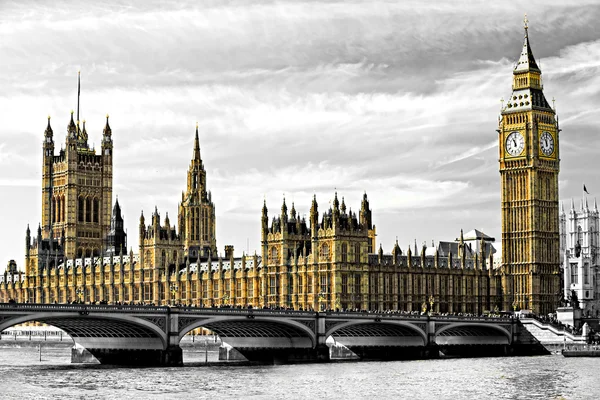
left=178, top=317, right=205, bottom=332
left=296, top=319, right=316, bottom=332
left=325, top=320, right=346, bottom=332
left=138, top=316, right=167, bottom=333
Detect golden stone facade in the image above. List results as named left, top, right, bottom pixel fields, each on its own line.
left=498, top=21, right=561, bottom=315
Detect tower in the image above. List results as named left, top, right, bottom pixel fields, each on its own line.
left=178, top=124, right=217, bottom=261
left=561, top=196, right=600, bottom=313
left=38, top=74, right=113, bottom=259
left=105, top=197, right=127, bottom=255
left=498, top=17, right=560, bottom=314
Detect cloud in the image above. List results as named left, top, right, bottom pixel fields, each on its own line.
left=2, top=0, right=600, bottom=267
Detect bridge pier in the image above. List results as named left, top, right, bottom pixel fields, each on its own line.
left=74, top=346, right=183, bottom=367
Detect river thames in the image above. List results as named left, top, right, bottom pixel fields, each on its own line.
left=0, top=342, right=598, bottom=399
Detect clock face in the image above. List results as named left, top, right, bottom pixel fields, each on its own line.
left=540, top=131, right=554, bottom=156
left=506, top=131, right=525, bottom=156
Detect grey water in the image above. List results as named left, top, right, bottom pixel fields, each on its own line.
left=0, top=342, right=598, bottom=399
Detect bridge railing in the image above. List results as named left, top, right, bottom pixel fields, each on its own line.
left=323, top=310, right=512, bottom=322
left=177, top=307, right=317, bottom=317
left=0, top=303, right=170, bottom=313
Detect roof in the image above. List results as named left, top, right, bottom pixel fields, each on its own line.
left=461, top=229, right=495, bottom=242
left=514, top=32, right=540, bottom=73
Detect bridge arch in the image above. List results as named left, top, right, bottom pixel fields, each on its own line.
left=326, top=320, right=428, bottom=347
left=178, top=316, right=317, bottom=348
left=0, top=312, right=168, bottom=349
left=435, top=322, right=511, bottom=345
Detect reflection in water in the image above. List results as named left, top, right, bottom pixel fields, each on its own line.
left=0, top=343, right=598, bottom=399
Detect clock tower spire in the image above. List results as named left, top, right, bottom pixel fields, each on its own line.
left=498, top=16, right=560, bottom=315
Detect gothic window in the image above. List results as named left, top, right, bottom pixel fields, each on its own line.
left=320, top=244, right=329, bottom=259
left=571, top=263, right=578, bottom=284
left=78, top=197, right=84, bottom=222
left=355, top=244, right=361, bottom=263
left=269, top=277, right=277, bottom=295
left=61, top=197, right=65, bottom=222
left=584, top=263, right=590, bottom=285
left=212, top=281, right=219, bottom=299
left=270, top=247, right=278, bottom=264
left=85, top=198, right=91, bottom=222
left=341, top=243, right=348, bottom=262
left=93, top=198, right=99, bottom=223
left=143, top=284, right=152, bottom=302
left=161, top=250, right=166, bottom=267
left=145, top=250, right=151, bottom=267
left=341, top=274, right=348, bottom=294
left=247, top=280, right=254, bottom=298
left=354, top=274, right=361, bottom=295
left=320, top=275, right=328, bottom=294
left=578, top=226, right=583, bottom=248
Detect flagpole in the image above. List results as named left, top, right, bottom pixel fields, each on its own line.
left=77, top=71, right=81, bottom=123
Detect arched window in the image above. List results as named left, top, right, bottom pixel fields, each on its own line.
left=161, top=250, right=166, bottom=267
left=145, top=250, right=151, bottom=267
left=61, top=196, right=65, bottom=222
left=341, top=243, right=348, bottom=262
left=270, top=247, right=278, bottom=264
left=320, top=244, right=329, bottom=259
left=78, top=197, right=84, bottom=222
left=355, top=244, right=361, bottom=263
left=85, top=198, right=91, bottom=222
left=93, top=198, right=99, bottom=223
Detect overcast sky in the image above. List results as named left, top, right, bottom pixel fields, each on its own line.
left=1, top=0, right=600, bottom=268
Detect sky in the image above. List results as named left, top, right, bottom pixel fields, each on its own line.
left=1, top=0, right=600, bottom=268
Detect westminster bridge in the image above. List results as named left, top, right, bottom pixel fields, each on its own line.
left=0, top=304, right=546, bottom=366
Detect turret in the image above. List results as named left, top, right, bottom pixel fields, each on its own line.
left=281, top=197, right=288, bottom=226
left=261, top=200, right=269, bottom=238
left=360, top=192, right=372, bottom=229
left=25, top=224, right=31, bottom=257
left=310, top=195, right=318, bottom=238
left=43, top=116, right=54, bottom=156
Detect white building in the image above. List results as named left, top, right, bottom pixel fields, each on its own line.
left=560, top=197, right=600, bottom=315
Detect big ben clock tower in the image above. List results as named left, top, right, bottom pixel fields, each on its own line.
left=499, top=16, right=560, bottom=315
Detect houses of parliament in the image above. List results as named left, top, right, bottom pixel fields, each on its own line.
left=0, top=21, right=561, bottom=315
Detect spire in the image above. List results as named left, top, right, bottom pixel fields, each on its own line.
left=281, top=196, right=288, bottom=216
left=262, top=199, right=268, bottom=216
left=514, top=14, right=540, bottom=74
left=560, top=201, right=565, bottom=215
left=595, top=198, right=598, bottom=212
left=193, top=122, right=201, bottom=161
left=103, top=114, right=111, bottom=136
left=45, top=115, right=53, bottom=137
left=571, top=198, right=575, bottom=210
left=68, top=111, right=76, bottom=137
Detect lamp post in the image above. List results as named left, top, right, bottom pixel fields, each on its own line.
left=170, top=284, right=178, bottom=306
left=76, top=287, right=84, bottom=304
left=318, top=292, right=325, bottom=311
left=512, top=299, right=519, bottom=312
left=428, top=295, right=435, bottom=316
left=223, top=294, right=230, bottom=307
